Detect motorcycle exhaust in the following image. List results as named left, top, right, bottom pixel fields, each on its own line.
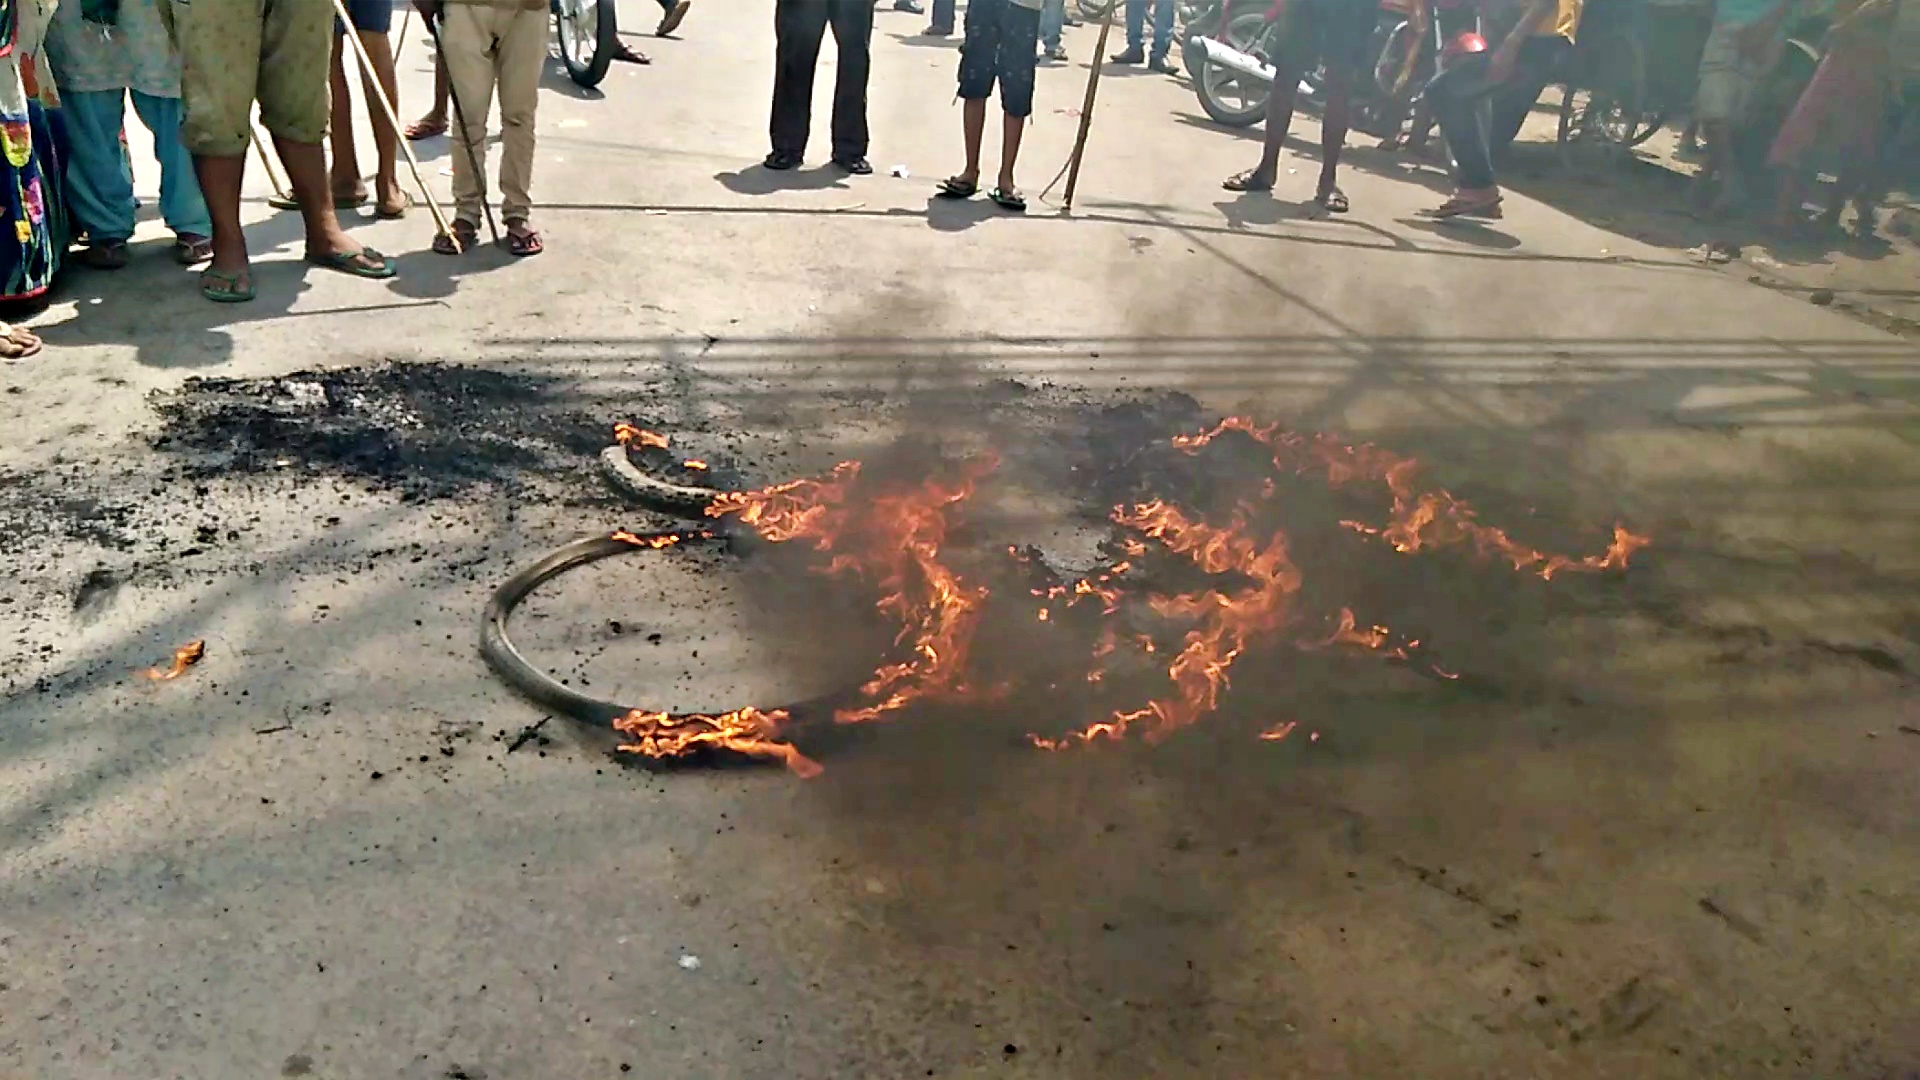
left=1191, top=36, right=1275, bottom=86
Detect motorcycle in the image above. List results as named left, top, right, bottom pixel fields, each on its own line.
left=1191, top=0, right=1484, bottom=132
left=552, top=0, right=620, bottom=88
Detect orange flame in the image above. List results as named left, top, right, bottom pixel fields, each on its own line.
left=142, top=640, right=206, bottom=681
left=683, top=460, right=710, bottom=471
left=614, top=423, right=670, bottom=450
left=613, top=707, right=821, bottom=778
left=604, top=416, right=1648, bottom=773
left=1033, top=499, right=1303, bottom=749
left=612, top=530, right=704, bottom=549
left=1176, top=418, right=1651, bottom=578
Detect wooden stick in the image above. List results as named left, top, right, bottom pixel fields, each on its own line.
left=330, top=0, right=458, bottom=245
left=248, top=123, right=292, bottom=202
left=394, top=6, right=410, bottom=65
left=1062, top=0, right=1119, bottom=213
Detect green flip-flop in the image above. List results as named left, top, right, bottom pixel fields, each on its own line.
left=304, top=246, right=397, bottom=279
left=200, top=266, right=255, bottom=303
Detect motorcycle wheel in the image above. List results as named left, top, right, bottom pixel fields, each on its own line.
left=1194, top=12, right=1272, bottom=128
left=557, top=0, right=618, bottom=89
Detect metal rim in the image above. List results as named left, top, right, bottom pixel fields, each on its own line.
left=558, top=0, right=599, bottom=67
left=1198, top=13, right=1272, bottom=121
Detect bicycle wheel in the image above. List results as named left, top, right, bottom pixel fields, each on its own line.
left=557, top=0, right=617, bottom=89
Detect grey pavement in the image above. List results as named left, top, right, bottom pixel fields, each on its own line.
left=4, top=7, right=1920, bottom=1079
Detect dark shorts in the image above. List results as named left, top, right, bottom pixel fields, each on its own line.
left=1273, top=0, right=1376, bottom=80
left=335, top=0, right=396, bottom=36
left=958, top=0, right=1041, bottom=118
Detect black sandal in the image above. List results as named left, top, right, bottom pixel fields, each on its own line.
left=1222, top=168, right=1274, bottom=193
left=989, top=186, right=1026, bottom=213
left=936, top=176, right=978, bottom=199
left=433, top=219, right=480, bottom=255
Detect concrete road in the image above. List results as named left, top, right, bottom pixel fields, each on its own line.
left=4, top=7, right=1920, bottom=1078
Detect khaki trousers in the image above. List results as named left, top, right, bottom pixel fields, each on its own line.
left=441, top=1, right=544, bottom=223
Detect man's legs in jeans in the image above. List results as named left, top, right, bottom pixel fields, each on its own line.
left=1040, top=0, right=1065, bottom=56
left=1424, top=52, right=1497, bottom=204
left=1115, top=0, right=1146, bottom=60
left=1148, top=0, right=1173, bottom=64
left=826, top=0, right=873, bottom=166
left=929, top=0, right=955, bottom=33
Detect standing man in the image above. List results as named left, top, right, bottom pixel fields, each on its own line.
left=1111, top=0, right=1176, bottom=73
left=421, top=0, right=547, bottom=255
left=1219, top=0, right=1374, bottom=211
left=767, top=0, right=873, bottom=173
left=1689, top=0, right=1789, bottom=215
left=329, top=0, right=407, bottom=217
left=925, top=0, right=955, bottom=35
left=45, top=0, right=213, bottom=267
left=936, top=0, right=1040, bottom=209
left=1419, top=0, right=1582, bottom=219
left=169, top=0, right=395, bottom=300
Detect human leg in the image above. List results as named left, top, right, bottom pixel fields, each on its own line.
left=1317, top=66, right=1353, bottom=210
left=1115, top=0, right=1146, bottom=60
left=440, top=0, right=499, bottom=227
left=353, top=26, right=404, bottom=214
left=327, top=36, right=365, bottom=203
left=929, top=0, right=956, bottom=33
left=994, top=0, right=1040, bottom=193
left=59, top=87, right=138, bottom=255
left=1040, top=0, right=1065, bottom=56
left=770, top=0, right=830, bottom=160
left=1421, top=51, right=1501, bottom=212
left=827, top=0, right=874, bottom=166
left=176, top=0, right=265, bottom=287
left=494, top=4, right=547, bottom=232
left=407, top=51, right=449, bottom=138
left=1148, top=0, right=1175, bottom=66
left=129, top=91, right=214, bottom=244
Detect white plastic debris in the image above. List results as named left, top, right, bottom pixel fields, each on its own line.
left=890, top=164, right=910, bottom=178
left=677, top=954, right=701, bottom=971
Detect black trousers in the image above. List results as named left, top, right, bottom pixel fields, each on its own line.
left=770, top=0, right=873, bottom=159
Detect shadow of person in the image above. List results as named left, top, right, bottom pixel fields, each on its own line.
left=1211, top=193, right=1317, bottom=230
left=924, top=193, right=1000, bottom=232
left=539, top=57, right=608, bottom=100
left=1397, top=215, right=1523, bottom=250
left=384, top=234, right=519, bottom=302
left=715, top=163, right=854, bottom=195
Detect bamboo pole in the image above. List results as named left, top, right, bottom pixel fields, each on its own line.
left=1061, top=0, right=1120, bottom=213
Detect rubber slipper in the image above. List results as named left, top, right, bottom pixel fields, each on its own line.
left=936, top=176, right=977, bottom=199
left=1222, top=169, right=1273, bottom=193
left=200, top=267, right=255, bottom=303
left=989, top=187, right=1026, bottom=213
left=304, top=245, right=396, bottom=279
left=174, top=234, right=214, bottom=265
left=267, top=192, right=367, bottom=211
left=1315, top=187, right=1350, bottom=214
left=404, top=118, right=447, bottom=140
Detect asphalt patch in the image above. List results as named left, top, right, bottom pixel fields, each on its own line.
left=147, top=361, right=615, bottom=500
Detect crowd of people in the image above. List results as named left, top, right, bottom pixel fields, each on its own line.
left=0, top=0, right=1913, bottom=358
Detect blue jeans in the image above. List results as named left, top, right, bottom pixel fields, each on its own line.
left=1040, top=0, right=1064, bottom=51
left=1125, top=0, right=1173, bottom=60
left=931, top=0, right=955, bottom=30
left=62, top=89, right=211, bottom=243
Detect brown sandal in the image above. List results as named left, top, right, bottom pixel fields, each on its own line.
left=433, top=219, right=480, bottom=255
left=404, top=117, right=447, bottom=140
left=505, top=220, right=544, bottom=257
